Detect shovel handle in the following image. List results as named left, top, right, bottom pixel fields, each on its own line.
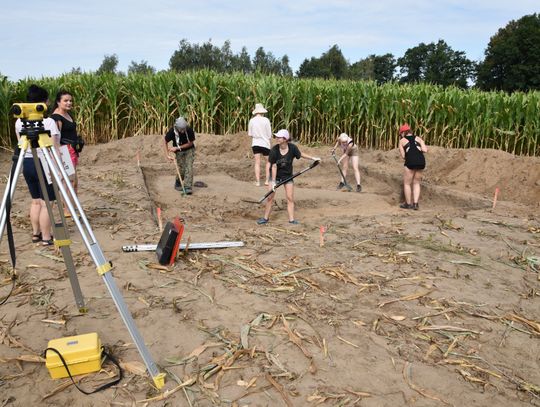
left=257, top=160, right=320, bottom=203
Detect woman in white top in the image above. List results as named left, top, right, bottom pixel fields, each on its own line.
left=14, top=85, right=61, bottom=245
left=248, top=103, right=272, bottom=186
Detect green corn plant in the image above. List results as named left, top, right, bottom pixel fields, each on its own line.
left=0, top=72, right=538, bottom=156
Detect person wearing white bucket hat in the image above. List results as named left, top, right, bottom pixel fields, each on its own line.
left=257, top=129, right=320, bottom=225
left=248, top=103, right=272, bottom=186
left=331, top=132, right=362, bottom=192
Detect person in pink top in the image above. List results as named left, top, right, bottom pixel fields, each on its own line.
left=331, top=133, right=362, bottom=192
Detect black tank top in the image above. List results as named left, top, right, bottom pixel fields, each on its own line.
left=51, top=113, right=78, bottom=144
left=403, top=135, right=425, bottom=168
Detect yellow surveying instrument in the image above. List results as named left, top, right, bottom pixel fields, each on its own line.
left=0, top=103, right=166, bottom=389
left=11, top=102, right=48, bottom=120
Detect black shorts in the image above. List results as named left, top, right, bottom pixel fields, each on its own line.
left=270, top=177, right=294, bottom=185
left=252, top=146, right=270, bottom=156
left=23, top=158, right=56, bottom=200
left=405, top=164, right=426, bottom=170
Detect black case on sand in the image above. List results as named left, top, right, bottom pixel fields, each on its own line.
left=156, top=219, right=183, bottom=265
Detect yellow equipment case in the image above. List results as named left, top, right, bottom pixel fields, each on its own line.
left=45, top=333, right=102, bottom=379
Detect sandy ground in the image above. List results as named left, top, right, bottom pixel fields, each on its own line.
left=0, top=133, right=539, bottom=407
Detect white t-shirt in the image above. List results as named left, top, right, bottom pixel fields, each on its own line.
left=15, top=117, right=60, bottom=158
left=248, top=115, right=272, bottom=149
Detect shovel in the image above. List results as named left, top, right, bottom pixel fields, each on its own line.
left=332, top=153, right=353, bottom=192
left=247, top=159, right=320, bottom=204
left=172, top=158, right=187, bottom=195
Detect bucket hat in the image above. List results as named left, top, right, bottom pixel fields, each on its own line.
left=252, top=103, right=268, bottom=115
left=175, top=117, right=188, bottom=130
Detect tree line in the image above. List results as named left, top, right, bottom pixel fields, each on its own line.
left=87, top=13, right=539, bottom=93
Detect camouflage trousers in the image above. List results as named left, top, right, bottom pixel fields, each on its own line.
left=175, top=148, right=195, bottom=189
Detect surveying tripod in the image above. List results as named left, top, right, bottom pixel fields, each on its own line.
left=0, top=103, right=165, bottom=389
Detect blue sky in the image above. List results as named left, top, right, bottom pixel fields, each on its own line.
left=1, top=0, right=538, bottom=80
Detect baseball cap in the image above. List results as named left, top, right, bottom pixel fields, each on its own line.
left=274, top=129, right=290, bottom=140
left=399, top=124, right=411, bottom=133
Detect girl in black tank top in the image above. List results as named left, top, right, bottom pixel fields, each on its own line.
left=403, top=134, right=426, bottom=170
left=52, top=91, right=81, bottom=214
left=50, top=113, right=78, bottom=145
left=398, top=125, right=428, bottom=210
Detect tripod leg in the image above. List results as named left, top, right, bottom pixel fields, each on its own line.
left=50, top=171, right=87, bottom=312
left=41, top=145, right=165, bottom=389
left=31, top=147, right=87, bottom=312
left=48, top=147, right=98, bottom=243
left=0, top=150, right=25, bottom=241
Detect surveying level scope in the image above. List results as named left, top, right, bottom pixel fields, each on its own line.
left=12, top=102, right=51, bottom=147
left=11, top=102, right=47, bottom=120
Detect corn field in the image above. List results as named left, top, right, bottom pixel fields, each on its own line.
left=0, top=71, right=538, bottom=156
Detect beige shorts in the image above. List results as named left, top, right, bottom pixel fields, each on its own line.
left=346, top=145, right=359, bottom=157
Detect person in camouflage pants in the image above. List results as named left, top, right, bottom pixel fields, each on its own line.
left=163, top=117, right=196, bottom=195
left=175, top=147, right=195, bottom=192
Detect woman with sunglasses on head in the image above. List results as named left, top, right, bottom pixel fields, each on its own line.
left=51, top=91, right=82, bottom=216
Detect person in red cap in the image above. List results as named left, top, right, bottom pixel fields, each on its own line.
left=398, top=124, right=427, bottom=210
left=257, top=129, right=320, bottom=225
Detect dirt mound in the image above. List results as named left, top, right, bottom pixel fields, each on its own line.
left=81, top=134, right=540, bottom=208
left=360, top=145, right=540, bottom=208
left=424, top=147, right=540, bottom=207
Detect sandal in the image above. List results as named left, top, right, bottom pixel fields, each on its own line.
left=41, top=238, right=54, bottom=246
left=257, top=218, right=269, bottom=225
left=32, top=233, right=42, bottom=243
